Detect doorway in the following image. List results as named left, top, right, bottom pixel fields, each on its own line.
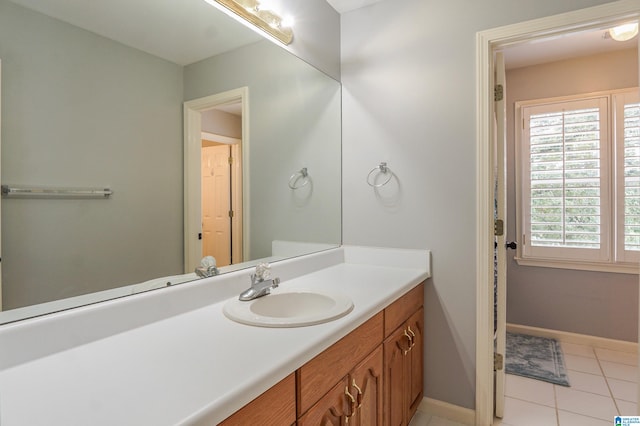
left=475, top=2, right=640, bottom=425
left=183, top=87, right=249, bottom=273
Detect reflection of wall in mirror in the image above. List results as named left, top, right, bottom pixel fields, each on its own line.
left=184, top=40, right=342, bottom=260
left=0, top=0, right=184, bottom=309
left=0, top=0, right=341, bottom=312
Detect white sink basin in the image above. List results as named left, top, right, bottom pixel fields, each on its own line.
left=223, top=288, right=354, bottom=327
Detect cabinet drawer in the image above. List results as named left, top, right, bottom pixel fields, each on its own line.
left=297, top=312, right=384, bottom=416
left=384, top=282, right=424, bottom=338
left=218, top=373, right=295, bottom=426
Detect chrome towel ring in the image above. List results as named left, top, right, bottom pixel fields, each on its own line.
left=288, top=167, right=310, bottom=189
left=366, top=162, right=392, bottom=187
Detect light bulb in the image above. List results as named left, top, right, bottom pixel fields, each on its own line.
left=609, top=22, right=639, bottom=42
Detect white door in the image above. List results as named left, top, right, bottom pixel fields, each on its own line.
left=494, top=51, right=507, bottom=419
left=202, top=144, right=232, bottom=267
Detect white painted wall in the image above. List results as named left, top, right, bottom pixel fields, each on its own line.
left=340, top=0, right=621, bottom=409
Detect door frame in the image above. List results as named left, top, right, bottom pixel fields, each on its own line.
left=183, top=87, right=250, bottom=273
left=475, top=1, right=640, bottom=424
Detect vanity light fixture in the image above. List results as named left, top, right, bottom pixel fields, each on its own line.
left=608, top=22, right=638, bottom=41
left=212, top=0, right=293, bottom=45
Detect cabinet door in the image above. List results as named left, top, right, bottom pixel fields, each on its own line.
left=298, top=377, right=350, bottom=426
left=383, top=325, right=411, bottom=426
left=407, top=308, right=424, bottom=419
left=350, top=345, right=383, bottom=426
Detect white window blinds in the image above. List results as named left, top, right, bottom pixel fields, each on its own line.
left=521, top=97, right=610, bottom=262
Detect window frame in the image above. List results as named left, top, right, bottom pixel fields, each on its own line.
left=515, top=88, right=640, bottom=274
left=614, top=90, right=640, bottom=264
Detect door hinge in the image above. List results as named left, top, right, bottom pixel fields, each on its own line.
left=229, top=210, right=234, bottom=218
left=494, top=219, right=504, bottom=236
left=228, top=156, right=233, bottom=165
left=494, top=84, right=504, bottom=102
left=198, top=232, right=202, bottom=240
left=494, top=353, right=504, bottom=371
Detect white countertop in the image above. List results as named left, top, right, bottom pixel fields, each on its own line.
left=0, top=246, right=430, bottom=425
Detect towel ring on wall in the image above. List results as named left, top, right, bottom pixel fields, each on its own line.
left=366, top=162, right=393, bottom=188
left=288, top=167, right=310, bottom=189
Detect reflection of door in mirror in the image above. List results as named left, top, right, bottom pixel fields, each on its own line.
left=201, top=143, right=231, bottom=266
left=201, top=139, right=243, bottom=267
left=198, top=99, right=244, bottom=268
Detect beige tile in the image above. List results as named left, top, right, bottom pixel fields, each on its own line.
left=427, top=416, right=467, bottom=426
left=409, top=410, right=431, bottom=426
left=594, top=348, right=638, bottom=366
left=555, top=386, right=618, bottom=421
left=501, top=397, right=558, bottom=426
left=506, top=374, right=556, bottom=407
left=557, top=410, right=612, bottom=426
left=564, top=354, right=602, bottom=375
left=600, top=361, right=638, bottom=383
left=616, top=399, right=638, bottom=416
left=564, top=370, right=609, bottom=396
left=608, top=377, right=638, bottom=402
left=492, top=417, right=517, bottom=426
left=562, top=342, right=596, bottom=358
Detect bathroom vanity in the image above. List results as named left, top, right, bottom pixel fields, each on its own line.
left=0, top=246, right=430, bottom=425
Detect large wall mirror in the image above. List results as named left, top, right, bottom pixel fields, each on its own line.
left=0, top=0, right=342, bottom=324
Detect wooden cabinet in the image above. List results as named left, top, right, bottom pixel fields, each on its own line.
left=217, top=373, right=295, bottom=426
left=219, top=282, right=425, bottom=426
left=383, top=283, right=425, bottom=426
left=347, top=345, right=384, bottom=425
left=297, top=312, right=383, bottom=423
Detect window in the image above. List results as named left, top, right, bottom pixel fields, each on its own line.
left=517, top=88, right=639, bottom=272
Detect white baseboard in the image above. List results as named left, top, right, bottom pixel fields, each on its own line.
left=507, top=323, right=638, bottom=353
left=418, top=397, right=476, bottom=425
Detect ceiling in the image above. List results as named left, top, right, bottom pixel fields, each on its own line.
left=8, top=0, right=638, bottom=70
left=325, top=0, right=385, bottom=13
left=502, top=25, right=637, bottom=69
left=8, top=0, right=262, bottom=66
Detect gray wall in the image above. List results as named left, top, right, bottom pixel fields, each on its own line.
left=202, top=110, right=242, bottom=139
left=506, top=49, right=639, bottom=342
left=184, top=40, right=342, bottom=260
left=0, top=0, right=184, bottom=309
left=279, top=0, right=341, bottom=80
left=340, top=0, right=622, bottom=410
left=0, top=0, right=341, bottom=311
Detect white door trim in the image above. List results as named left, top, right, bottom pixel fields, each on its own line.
left=183, top=87, right=250, bottom=273
left=0, top=59, right=3, bottom=311
left=475, top=2, right=640, bottom=425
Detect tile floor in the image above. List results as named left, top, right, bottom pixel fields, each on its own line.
left=409, top=341, right=638, bottom=426
left=494, top=341, right=638, bottom=426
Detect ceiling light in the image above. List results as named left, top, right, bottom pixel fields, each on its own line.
left=211, top=0, right=293, bottom=45
left=609, top=22, right=638, bottom=41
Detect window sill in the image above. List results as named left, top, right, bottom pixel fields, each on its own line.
left=514, top=257, right=639, bottom=274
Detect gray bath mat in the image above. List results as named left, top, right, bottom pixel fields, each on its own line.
left=505, top=332, right=570, bottom=386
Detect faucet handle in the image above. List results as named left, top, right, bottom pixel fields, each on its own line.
left=255, top=262, right=271, bottom=280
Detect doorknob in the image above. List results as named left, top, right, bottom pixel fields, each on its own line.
left=506, top=241, right=517, bottom=249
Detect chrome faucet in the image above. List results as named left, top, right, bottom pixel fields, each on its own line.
left=239, top=263, right=280, bottom=301
left=195, top=265, right=219, bottom=278
left=195, top=256, right=219, bottom=278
